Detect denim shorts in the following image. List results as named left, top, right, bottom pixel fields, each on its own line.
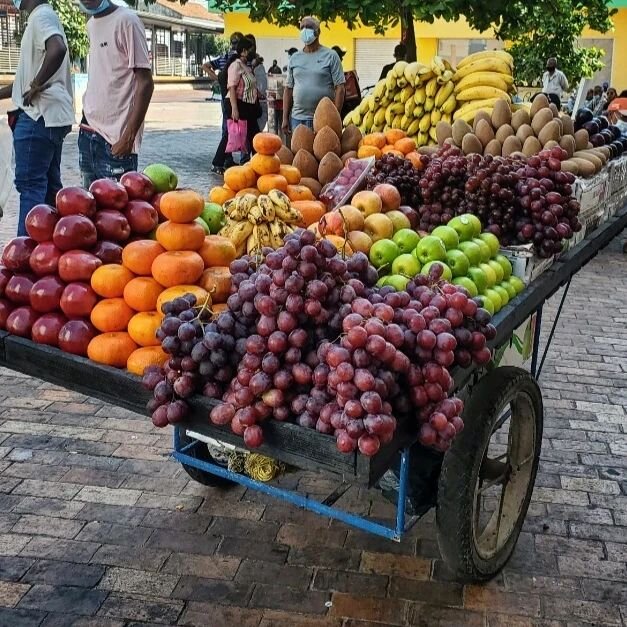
left=78, top=127, right=137, bottom=188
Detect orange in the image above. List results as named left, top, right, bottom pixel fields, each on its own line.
left=198, top=267, right=231, bottom=303
left=90, top=264, right=135, bottom=298
left=385, top=129, right=406, bottom=144
left=122, top=240, right=165, bottom=276
left=211, top=303, right=228, bottom=315
left=324, top=235, right=354, bottom=256
left=363, top=133, right=386, bottom=149
left=287, top=185, right=315, bottom=202
left=250, top=153, right=281, bottom=176
left=87, top=332, right=138, bottom=368
left=357, top=145, right=382, bottom=159
left=208, top=186, right=235, bottom=204
left=406, top=151, right=425, bottom=170
left=224, top=165, right=256, bottom=192
left=381, top=147, right=404, bottom=158
left=279, top=165, right=301, bottom=185
left=252, top=133, right=283, bottom=155
left=198, top=235, right=237, bottom=268
left=123, top=277, right=164, bottom=312
left=257, top=174, right=288, bottom=194
left=156, top=221, right=206, bottom=252
left=159, top=190, right=204, bottom=223
left=156, top=285, right=210, bottom=314
left=127, top=311, right=163, bottom=347
left=394, top=138, right=417, bottom=155
left=127, top=346, right=168, bottom=376
left=151, top=251, right=205, bottom=288
left=90, top=298, right=135, bottom=333
left=292, top=200, right=326, bottom=227
left=235, top=187, right=261, bottom=198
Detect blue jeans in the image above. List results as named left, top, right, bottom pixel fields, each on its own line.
left=12, top=113, right=71, bottom=237
left=78, top=127, right=138, bottom=189
left=291, top=117, right=314, bottom=132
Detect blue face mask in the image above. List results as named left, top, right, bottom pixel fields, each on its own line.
left=12, top=0, right=21, bottom=9
left=79, top=0, right=111, bottom=15
left=300, top=28, right=316, bottom=46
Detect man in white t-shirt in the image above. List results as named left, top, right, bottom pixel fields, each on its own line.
left=77, top=0, right=154, bottom=187
left=0, top=0, right=73, bottom=236
left=542, top=57, right=569, bottom=107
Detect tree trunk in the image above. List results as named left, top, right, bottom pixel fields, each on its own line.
left=401, top=7, right=417, bottom=62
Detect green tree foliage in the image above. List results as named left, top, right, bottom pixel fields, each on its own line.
left=506, top=0, right=615, bottom=86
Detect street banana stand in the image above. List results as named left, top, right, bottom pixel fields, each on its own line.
left=1, top=203, right=625, bottom=583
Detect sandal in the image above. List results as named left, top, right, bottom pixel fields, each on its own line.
left=210, top=165, right=225, bottom=175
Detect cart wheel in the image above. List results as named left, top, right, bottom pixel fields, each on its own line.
left=176, top=427, right=235, bottom=488
left=436, top=366, right=543, bottom=582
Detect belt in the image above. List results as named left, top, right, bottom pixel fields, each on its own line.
left=80, top=123, right=97, bottom=133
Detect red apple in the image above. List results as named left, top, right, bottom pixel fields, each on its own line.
left=29, top=242, right=62, bottom=276
left=32, top=312, right=68, bottom=346
left=125, top=200, right=159, bottom=235
left=58, top=250, right=102, bottom=283
left=92, top=241, right=123, bottom=264
left=25, top=204, right=59, bottom=242
left=58, top=319, right=97, bottom=356
left=60, top=282, right=98, bottom=318
left=152, top=192, right=166, bottom=221
left=94, top=210, right=131, bottom=243
left=0, top=299, right=14, bottom=330
left=121, top=171, right=155, bottom=201
left=0, top=266, right=11, bottom=297
left=398, top=205, right=419, bottom=229
left=89, top=179, right=128, bottom=210
left=56, top=187, right=96, bottom=218
left=5, top=274, right=36, bottom=305
left=2, top=237, right=37, bottom=272
left=30, top=275, right=66, bottom=313
left=53, top=216, right=98, bottom=251
left=5, top=305, right=38, bottom=337
left=373, top=183, right=402, bottom=212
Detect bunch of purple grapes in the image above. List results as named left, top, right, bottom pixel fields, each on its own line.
left=365, top=153, right=429, bottom=207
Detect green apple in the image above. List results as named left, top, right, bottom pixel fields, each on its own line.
left=201, top=202, right=226, bottom=234
left=464, top=213, right=483, bottom=237
left=473, top=238, right=492, bottom=263
left=478, top=293, right=495, bottom=315
left=483, top=288, right=503, bottom=312
left=493, top=285, right=510, bottom=307
left=414, top=235, right=446, bottom=265
left=448, top=214, right=480, bottom=242
left=467, top=266, right=488, bottom=294
left=452, top=276, right=478, bottom=297
left=500, top=280, right=517, bottom=300
left=392, top=229, right=421, bottom=255
left=143, top=163, right=178, bottom=193
left=386, top=210, right=411, bottom=232
left=458, top=241, right=482, bottom=266
left=479, top=232, right=500, bottom=258
left=376, top=275, right=388, bottom=287
left=508, top=276, right=525, bottom=294
left=494, top=254, right=512, bottom=280
left=479, top=262, right=497, bottom=288
left=195, top=217, right=210, bottom=235
left=385, top=274, right=411, bottom=291
left=392, top=253, right=421, bottom=277
left=369, top=239, right=400, bottom=269
left=421, top=260, right=453, bottom=281
left=445, top=249, right=470, bottom=278
left=431, top=225, right=459, bottom=251
left=487, top=259, right=505, bottom=283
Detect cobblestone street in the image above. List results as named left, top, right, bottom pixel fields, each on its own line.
left=0, top=91, right=626, bottom=626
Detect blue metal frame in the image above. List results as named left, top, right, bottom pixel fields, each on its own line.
left=172, top=427, right=420, bottom=541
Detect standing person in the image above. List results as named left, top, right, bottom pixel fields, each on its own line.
left=332, top=45, right=361, bottom=119
left=281, top=16, right=345, bottom=134
left=379, top=44, right=406, bottom=81
left=268, top=60, right=282, bottom=75
left=77, top=0, right=154, bottom=188
left=0, top=0, right=73, bottom=236
left=542, top=57, right=568, bottom=107
left=253, top=56, right=269, bottom=132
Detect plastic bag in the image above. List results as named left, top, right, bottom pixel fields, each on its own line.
left=318, top=157, right=375, bottom=209
left=226, top=119, right=248, bottom=153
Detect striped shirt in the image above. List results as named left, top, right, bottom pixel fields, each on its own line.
left=228, top=59, right=257, bottom=104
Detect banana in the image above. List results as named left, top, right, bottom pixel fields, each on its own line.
left=392, top=114, right=404, bottom=129
left=456, top=86, right=511, bottom=102
left=257, top=194, right=276, bottom=221
left=412, top=105, right=424, bottom=120
left=441, top=93, right=457, bottom=114
left=424, top=96, right=435, bottom=113
left=453, top=97, right=501, bottom=120
left=403, top=62, right=420, bottom=86
left=431, top=56, right=446, bottom=76
left=385, top=73, right=397, bottom=91
left=393, top=61, right=408, bottom=78
left=363, top=111, right=375, bottom=130
left=417, top=132, right=429, bottom=147
left=227, top=196, right=250, bottom=221
left=268, top=219, right=293, bottom=247
left=374, top=107, right=387, bottom=126
left=404, top=98, right=416, bottom=118
left=257, top=222, right=273, bottom=248
left=247, top=225, right=261, bottom=254
left=414, top=87, right=426, bottom=106
left=385, top=103, right=395, bottom=126
left=416, top=68, right=435, bottom=84
left=457, top=50, right=514, bottom=71
left=454, top=71, right=512, bottom=94
left=234, top=240, right=247, bottom=259
left=373, top=80, right=387, bottom=101
left=247, top=204, right=264, bottom=225
left=343, top=111, right=354, bottom=126
left=430, top=109, right=442, bottom=125
left=419, top=112, right=432, bottom=133
left=435, top=81, right=454, bottom=108
left=222, top=198, right=238, bottom=219
left=399, top=86, right=414, bottom=104
left=425, top=77, right=438, bottom=98
left=441, top=113, right=452, bottom=124
left=228, top=220, right=254, bottom=247
left=371, top=123, right=385, bottom=133
left=358, top=98, right=371, bottom=115
left=429, top=126, right=438, bottom=142
left=368, top=97, right=378, bottom=113
left=407, top=119, right=421, bottom=136
left=400, top=115, right=411, bottom=131
left=453, top=58, right=512, bottom=81
left=455, top=105, right=495, bottom=125
left=268, top=190, right=302, bottom=224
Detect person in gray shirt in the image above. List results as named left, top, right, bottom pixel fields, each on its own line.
left=281, top=16, right=345, bottom=134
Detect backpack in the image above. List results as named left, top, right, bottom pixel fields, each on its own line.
left=344, top=71, right=361, bottom=101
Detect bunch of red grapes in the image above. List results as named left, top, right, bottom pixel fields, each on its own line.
left=365, top=153, right=430, bottom=207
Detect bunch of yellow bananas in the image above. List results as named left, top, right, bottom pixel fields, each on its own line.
left=219, top=190, right=301, bottom=256
left=452, top=50, right=516, bottom=124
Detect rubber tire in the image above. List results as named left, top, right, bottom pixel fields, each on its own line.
left=436, top=366, right=543, bottom=582
left=176, top=427, right=235, bottom=488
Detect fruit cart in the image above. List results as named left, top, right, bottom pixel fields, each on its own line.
left=0, top=205, right=625, bottom=583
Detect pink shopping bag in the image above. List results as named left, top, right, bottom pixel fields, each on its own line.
left=226, top=119, right=248, bottom=153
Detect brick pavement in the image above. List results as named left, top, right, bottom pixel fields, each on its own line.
left=0, top=92, right=626, bottom=626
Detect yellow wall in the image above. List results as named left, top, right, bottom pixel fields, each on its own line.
left=225, top=10, right=627, bottom=85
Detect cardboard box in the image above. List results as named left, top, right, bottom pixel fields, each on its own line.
left=499, top=245, right=554, bottom=285
left=573, top=171, right=609, bottom=217
left=493, top=313, right=536, bottom=372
